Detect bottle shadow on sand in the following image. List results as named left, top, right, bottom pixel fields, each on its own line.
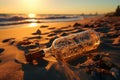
left=21, top=58, right=81, bottom=80
left=22, top=59, right=48, bottom=80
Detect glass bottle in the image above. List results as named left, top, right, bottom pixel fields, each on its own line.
left=43, top=29, right=100, bottom=61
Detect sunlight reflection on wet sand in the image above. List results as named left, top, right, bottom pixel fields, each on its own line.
left=29, top=23, right=38, bottom=27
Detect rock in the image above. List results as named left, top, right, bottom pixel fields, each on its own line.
left=93, top=54, right=102, bottom=61
left=36, top=29, right=41, bottom=35
left=73, top=23, right=82, bottom=27
left=32, top=60, right=38, bottom=65
left=0, top=59, right=2, bottom=63
left=0, top=48, right=5, bottom=53
left=18, top=40, right=32, bottom=45
left=106, top=32, right=119, bottom=38
left=84, top=24, right=94, bottom=28
left=115, top=26, right=120, bottom=30
left=95, top=27, right=110, bottom=33
left=102, top=57, right=111, bottom=62
left=100, top=57, right=113, bottom=70
left=112, top=36, right=120, bottom=45
left=102, top=39, right=114, bottom=44
left=114, top=23, right=120, bottom=26
left=53, top=29, right=64, bottom=33
left=27, top=36, right=42, bottom=40
left=2, top=38, right=15, bottom=43
left=84, top=24, right=89, bottom=27
left=80, top=59, right=95, bottom=66
left=60, top=32, right=68, bottom=36
left=110, top=67, right=120, bottom=79
left=40, top=25, right=48, bottom=28
left=75, top=29, right=84, bottom=33
left=48, top=33, right=57, bottom=37
left=32, top=29, right=41, bottom=35
left=17, top=40, right=41, bottom=53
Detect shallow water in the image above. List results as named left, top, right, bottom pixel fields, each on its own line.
left=0, top=14, right=99, bottom=29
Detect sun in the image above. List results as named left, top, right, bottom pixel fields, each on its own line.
left=28, top=13, right=36, bottom=18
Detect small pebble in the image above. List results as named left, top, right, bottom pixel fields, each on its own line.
left=0, top=48, right=5, bottom=53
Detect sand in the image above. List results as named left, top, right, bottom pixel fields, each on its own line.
left=0, top=16, right=120, bottom=80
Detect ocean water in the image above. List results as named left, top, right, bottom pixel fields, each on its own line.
left=0, top=14, right=98, bottom=29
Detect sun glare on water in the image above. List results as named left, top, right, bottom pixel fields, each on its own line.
left=28, top=13, right=36, bottom=18
left=28, top=13, right=38, bottom=27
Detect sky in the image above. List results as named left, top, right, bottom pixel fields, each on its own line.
left=0, top=0, right=120, bottom=14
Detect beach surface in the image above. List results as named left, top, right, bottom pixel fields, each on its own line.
left=0, top=16, right=120, bottom=80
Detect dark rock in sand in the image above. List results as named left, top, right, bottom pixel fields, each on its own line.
left=61, top=25, right=71, bottom=29
left=84, top=24, right=89, bottom=27
left=9, top=40, right=15, bottom=45
left=2, top=38, right=15, bottom=43
left=0, top=60, right=2, bottom=63
left=48, top=33, right=57, bottom=37
left=0, top=48, right=5, bottom=53
left=71, top=30, right=84, bottom=34
left=41, top=32, right=49, bottom=35
left=99, top=42, right=120, bottom=50
left=73, top=23, right=82, bottom=27
left=95, top=23, right=104, bottom=27
left=115, top=26, right=120, bottom=30
left=27, top=36, right=42, bottom=40
left=102, top=39, right=114, bottom=44
left=60, top=32, right=68, bottom=36
left=93, top=54, right=102, bottom=61
left=32, top=29, right=41, bottom=35
left=84, top=24, right=95, bottom=28
left=40, top=25, right=48, bottom=28
left=36, top=29, right=41, bottom=35
left=16, top=40, right=41, bottom=53
left=95, top=27, right=110, bottom=33
left=53, top=29, right=64, bottom=33
left=112, top=36, right=120, bottom=46
left=89, top=24, right=95, bottom=28
left=106, top=32, right=119, bottom=38
left=75, top=29, right=84, bottom=33
left=114, top=23, right=120, bottom=26
left=48, top=27, right=56, bottom=30
left=99, top=57, right=114, bottom=70
left=64, top=29, right=75, bottom=32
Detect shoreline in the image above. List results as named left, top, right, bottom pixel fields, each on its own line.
left=0, top=16, right=100, bottom=29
